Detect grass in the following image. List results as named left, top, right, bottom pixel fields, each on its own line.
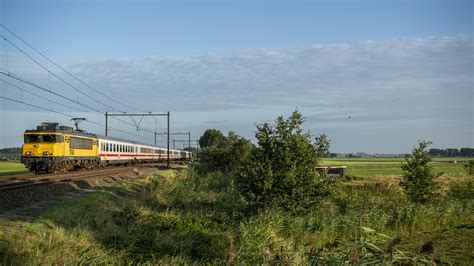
left=322, top=157, right=470, bottom=177
left=0, top=161, right=28, bottom=176
left=0, top=165, right=473, bottom=264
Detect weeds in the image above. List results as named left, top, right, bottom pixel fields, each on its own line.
left=0, top=166, right=473, bottom=264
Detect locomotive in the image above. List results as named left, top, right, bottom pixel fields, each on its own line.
left=21, top=122, right=192, bottom=173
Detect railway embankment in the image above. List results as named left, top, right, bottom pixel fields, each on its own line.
left=0, top=166, right=155, bottom=213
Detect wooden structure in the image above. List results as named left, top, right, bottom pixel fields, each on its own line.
left=315, top=166, right=347, bottom=178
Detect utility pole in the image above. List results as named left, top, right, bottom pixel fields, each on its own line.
left=167, top=111, right=170, bottom=168
left=105, top=111, right=108, bottom=136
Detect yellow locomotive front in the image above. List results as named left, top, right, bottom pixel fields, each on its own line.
left=21, top=122, right=99, bottom=173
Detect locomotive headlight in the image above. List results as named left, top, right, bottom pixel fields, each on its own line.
left=25, top=151, right=33, bottom=156
left=42, top=151, right=51, bottom=156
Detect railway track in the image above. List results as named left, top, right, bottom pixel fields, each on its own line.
left=0, top=164, right=163, bottom=193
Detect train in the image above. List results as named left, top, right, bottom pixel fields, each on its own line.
left=21, top=122, right=192, bottom=173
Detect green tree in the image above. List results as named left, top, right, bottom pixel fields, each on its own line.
left=199, top=129, right=226, bottom=148
left=400, top=141, right=439, bottom=203
left=200, top=131, right=253, bottom=173
left=315, top=133, right=331, bottom=157
left=237, top=110, right=331, bottom=214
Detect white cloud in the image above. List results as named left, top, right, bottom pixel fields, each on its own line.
left=1, top=35, right=472, bottom=152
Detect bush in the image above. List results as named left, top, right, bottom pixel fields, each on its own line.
left=449, top=179, right=474, bottom=200
left=399, top=141, right=439, bottom=203
left=199, top=131, right=253, bottom=173
left=237, top=110, right=332, bottom=214
left=465, top=160, right=474, bottom=175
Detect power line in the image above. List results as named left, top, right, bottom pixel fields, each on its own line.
left=1, top=70, right=155, bottom=133
left=0, top=25, right=166, bottom=142
left=1, top=78, right=90, bottom=113
left=0, top=95, right=154, bottom=140
left=0, top=24, right=144, bottom=113
left=0, top=34, right=120, bottom=113
left=1, top=31, right=158, bottom=134
left=1, top=70, right=101, bottom=113
left=1, top=70, right=157, bottom=140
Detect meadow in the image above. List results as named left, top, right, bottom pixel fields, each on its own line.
left=0, top=161, right=28, bottom=176
left=322, top=157, right=469, bottom=177
left=0, top=163, right=472, bottom=264
left=0, top=157, right=469, bottom=178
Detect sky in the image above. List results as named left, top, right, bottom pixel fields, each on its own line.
left=0, top=0, right=473, bottom=153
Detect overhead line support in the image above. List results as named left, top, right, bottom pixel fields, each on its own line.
left=106, top=111, right=171, bottom=168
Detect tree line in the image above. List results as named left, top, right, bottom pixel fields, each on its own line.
left=428, top=148, right=474, bottom=157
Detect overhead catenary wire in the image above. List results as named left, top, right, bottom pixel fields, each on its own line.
left=1, top=31, right=160, bottom=133
left=1, top=78, right=90, bottom=113
left=0, top=34, right=120, bottom=113
left=1, top=69, right=156, bottom=139
left=0, top=95, right=154, bottom=140
left=0, top=25, right=167, bottom=142
left=0, top=24, right=144, bottom=113
left=0, top=70, right=155, bottom=141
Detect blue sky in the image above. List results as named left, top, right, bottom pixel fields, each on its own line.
left=0, top=0, right=473, bottom=153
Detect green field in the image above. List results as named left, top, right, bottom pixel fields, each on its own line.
left=322, top=157, right=471, bottom=177
left=0, top=157, right=471, bottom=178
left=0, top=161, right=28, bottom=176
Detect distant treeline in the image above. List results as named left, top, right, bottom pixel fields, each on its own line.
left=0, top=147, right=21, bottom=160
left=428, top=148, right=474, bottom=157
left=336, top=148, right=473, bottom=158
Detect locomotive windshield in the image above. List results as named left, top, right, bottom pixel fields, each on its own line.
left=24, top=134, right=63, bottom=143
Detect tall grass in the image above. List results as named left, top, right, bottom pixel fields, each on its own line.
left=0, top=167, right=472, bottom=264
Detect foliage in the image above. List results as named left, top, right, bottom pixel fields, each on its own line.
left=400, top=141, right=439, bottom=203
left=314, top=133, right=331, bottom=157
left=199, top=131, right=253, bottom=173
left=428, top=147, right=474, bottom=157
left=237, top=110, right=331, bottom=214
left=465, top=160, right=474, bottom=175
left=199, top=128, right=226, bottom=148
left=449, top=178, right=474, bottom=200
left=1, top=167, right=473, bottom=264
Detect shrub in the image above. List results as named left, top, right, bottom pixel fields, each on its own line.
left=200, top=131, right=253, bottom=173
left=449, top=179, right=474, bottom=200
left=464, top=160, right=474, bottom=175
left=399, top=141, right=439, bottom=203
left=237, top=110, right=332, bottom=214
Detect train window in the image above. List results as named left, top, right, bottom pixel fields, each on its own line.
left=25, top=134, right=63, bottom=143
left=70, top=137, right=93, bottom=149
left=113, top=144, right=116, bottom=152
